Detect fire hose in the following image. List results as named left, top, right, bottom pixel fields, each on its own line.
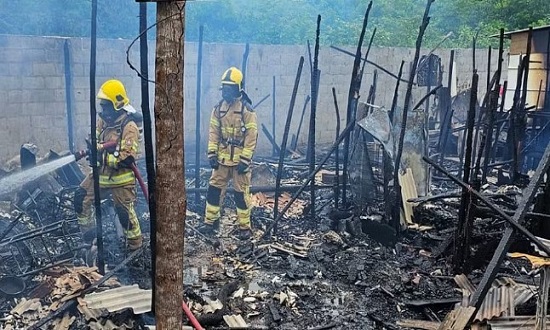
left=75, top=141, right=203, bottom=329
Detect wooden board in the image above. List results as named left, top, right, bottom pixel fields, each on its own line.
left=438, top=306, right=476, bottom=330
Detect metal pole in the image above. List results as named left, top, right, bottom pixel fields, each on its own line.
left=194, top=25, right=203, bottom=203
left=89, top=0, right=104, bottom=275
left=139, top=2, right=156, bottom=314
left=274, top=57, right=304, bottom=223
left=63, top=40, right=75, bottom=153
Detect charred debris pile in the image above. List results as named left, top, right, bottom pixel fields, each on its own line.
left=2, top=1, right=550, bottom=329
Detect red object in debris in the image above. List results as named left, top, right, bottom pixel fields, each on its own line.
left=182, top=300, right=204, bottom=330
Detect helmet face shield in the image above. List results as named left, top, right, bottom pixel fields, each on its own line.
left=98, top=99, right=119, bottom=122
left=222, top=83, right=241, bottom=103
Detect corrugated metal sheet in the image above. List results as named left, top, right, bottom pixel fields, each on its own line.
left=533, top=235, right=550, bottom=257
left=455, top=276, right=536, bottom=322
left=476, top=286, right=515, bottom=322
left=83, top=284, right=152, bottom=314
left=488, top=316, right=550, bottom=329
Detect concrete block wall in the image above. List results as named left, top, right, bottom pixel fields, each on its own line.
left=0, top=34, right=507, bottom=164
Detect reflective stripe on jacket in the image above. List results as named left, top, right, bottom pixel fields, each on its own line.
left=207, top=99, right=258, bottom=166
left=97, top=114, right=139, bottom=187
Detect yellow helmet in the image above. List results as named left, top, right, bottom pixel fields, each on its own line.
left=96, top=79, right=136, bottom=113
left=221, top=67, right=243, bottom=90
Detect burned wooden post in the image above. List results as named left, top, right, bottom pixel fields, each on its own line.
left=63, top=40, right=75, bottom=154
left=332, top=88, right=341, bottom=210
left=88, top=0, right=105, bottom=275
left=292, top=95, right=310, bottom=151
left=392, top=0, right=434, bottom=231
left=264, top=121, right=356, bottom=238
left=274, top=57, right=304, bottom=223
left=138, top=1, right=158, bottom=314
left=384, top=61, right=405, bottom=222
left=253, top=93, right=270, bottom=109
left=389, top=61, right=405, bottom=124
left=194, top=25, right=203, bottom=203
left=241, top=43, right=250, bottom=90
left=438, top=50, right=455, bottom=165
left=342, top=1, right=372, bottom=207
left=262, top=123, right=281, bottom=156
left=482, top=29, right=505, bottom=183
left=486, top=46, right=492, bottom=92
left=425, top=134, right=550, bottom=327
left=473, top=73, right=498, bottom=180
left=453, top=72, right=478, bottom=273
left=515, top=27, right=533, bottom=177
left=272, top=76, right=277, bottom=156
left=153, top=2, right=186, bottom=328
left=308, top=15, right=321, bottom=220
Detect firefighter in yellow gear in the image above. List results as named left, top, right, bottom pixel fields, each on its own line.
left=202, top=67, right=258, bottom=240
left=75, top=79, right=143, bottom=250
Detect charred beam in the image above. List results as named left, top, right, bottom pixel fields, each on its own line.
left=392, top=0, right=435, bottom=231
left=272, top=76, right=276, bottom=156
left=138, top=2, right=157, bottom=314
left=332, top=87, right=341, bottom=210
left=342, top=1, right=372, bottom=207
left=274, top=57, right=304, bottom=222
left=453, top=72, right=478, bottom=273
left=330, top=45, right=411, bottom=84
left=194, top=25, right=203, bottom=203
left=292, top=95, right=311, bottom=151
left=264, top=121, right=356, bottom=239
left=88, top=0, right=104, bottom=275
left=308, top=15, right=321, bottom=220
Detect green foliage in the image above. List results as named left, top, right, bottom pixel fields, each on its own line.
left=0, top=0, right=549, bottom=48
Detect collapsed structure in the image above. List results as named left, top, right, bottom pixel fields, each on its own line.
left=1, top=0, right=550, bottom=329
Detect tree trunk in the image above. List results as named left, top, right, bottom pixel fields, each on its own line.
left=154, top=2, right=186, bottom=329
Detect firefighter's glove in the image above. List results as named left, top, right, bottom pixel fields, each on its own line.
left=209, top=157, right=219, bottom=170
left=106, top=153, right=119, bottom=169
left=237, top=161, right=249, bottom=174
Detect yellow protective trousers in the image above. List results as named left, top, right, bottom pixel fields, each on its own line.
left=76, top=173, right=142, bottom=240
left=205, top=164, right=252, bottom=230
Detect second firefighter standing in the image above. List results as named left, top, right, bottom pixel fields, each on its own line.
left=202, top=67, right=258, bottom=240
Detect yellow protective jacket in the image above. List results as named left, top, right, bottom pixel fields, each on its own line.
left=207, top=99, right=258, bottom=166
left=97, top=114, right=140, bottom=187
